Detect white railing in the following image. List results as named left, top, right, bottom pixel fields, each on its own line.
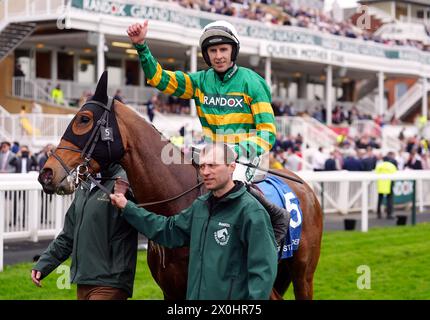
left=0, top=105, right=74, bottom=147
left=276, top=116, right=338, bottom=150
left=297, top=170, right=430, bottom=232
left=300, top=116, right=338, bottom=148
left=399, top=15, right=430, bottom=26
left=356, top=94, right=378, bottom=117
left=350, top=120, right=382, bottom=138
left=276, top=116, right=339, bottom=170
left=390, top=80, right=426, bottom=120
left=33, top=78, right=159, bottom=106
left=0, top=172, right=74, bottom=271
left=12, top=77, right=71, bottom=107
left=0, top=0, right=66, bottom=23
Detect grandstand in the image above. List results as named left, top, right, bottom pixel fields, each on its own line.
left=0, top=0, right=428, bottom=159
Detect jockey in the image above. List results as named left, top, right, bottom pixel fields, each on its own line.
left=127, top=20, right=288, bottom=248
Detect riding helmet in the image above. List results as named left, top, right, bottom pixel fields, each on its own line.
left=199, top=20, right=240, bottom=67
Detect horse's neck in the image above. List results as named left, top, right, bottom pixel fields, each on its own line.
left=119, top=111, right=199, bottom=216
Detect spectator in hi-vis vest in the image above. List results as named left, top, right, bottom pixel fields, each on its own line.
left=375, top=154, right=398, bottom=219
left=51, top=84, right=64, bottom=105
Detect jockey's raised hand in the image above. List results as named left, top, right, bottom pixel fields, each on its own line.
left=127, top=20, right=148, bottom=45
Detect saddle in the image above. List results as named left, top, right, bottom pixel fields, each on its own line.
left=247, top=183, right=290, bottom=251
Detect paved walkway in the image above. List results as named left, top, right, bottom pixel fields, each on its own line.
left=3, top=209, right=430, bottom=266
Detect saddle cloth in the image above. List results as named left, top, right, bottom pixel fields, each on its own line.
left=256, top=175, right=303, bottom=259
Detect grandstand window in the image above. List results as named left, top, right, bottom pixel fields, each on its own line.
left=125, top=60, right=139, bottom=86
left=57, top=52, right=74, bottom=80
left=395, top=83, right=408, bottom=102
left=395, top=5, right=407, bottom=20
left=35, top=51, right=51, bottom=79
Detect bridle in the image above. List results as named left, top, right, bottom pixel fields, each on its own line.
left=50, top=97, right=117, bottom=194
left=50, top=96, right=203, bottom=205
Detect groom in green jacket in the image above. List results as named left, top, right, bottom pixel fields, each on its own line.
left=110, top=143, right=278, bottom=300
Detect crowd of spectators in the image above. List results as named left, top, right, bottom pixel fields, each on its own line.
left=0, top=141, right=54, bottom=174
left=164, top=0, right=430, bottom=52
left=268, top=129, right=430, bottom=172
left=272, top=101, right=376, bottom=126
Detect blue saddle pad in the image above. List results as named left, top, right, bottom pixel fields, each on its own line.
left=256, top=175, right=303, bottom=259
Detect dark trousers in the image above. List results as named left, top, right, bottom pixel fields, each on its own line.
left=377, top=192, right=394, bottom=218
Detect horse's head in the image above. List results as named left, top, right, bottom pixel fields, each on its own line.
left=38, top=71, right=125, bottom=195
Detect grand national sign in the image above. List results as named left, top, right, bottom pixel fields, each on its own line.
left=71, top=0, right=430, bottom=66
left=72, top=0, right=203, bottom=29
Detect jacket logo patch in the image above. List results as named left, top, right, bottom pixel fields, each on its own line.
left=214, top=227, right=230, bottom=246
left=97, top=193, right=110, bottom=202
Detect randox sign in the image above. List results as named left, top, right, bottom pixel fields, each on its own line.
left=71, top=0, right=430, bottom=65
left=392, top=180, right=414, bottom=205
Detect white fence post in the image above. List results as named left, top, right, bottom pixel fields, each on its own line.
left=339, top=181, right=349, bottom=214
left=0, top=191, right=4, bottom=272
left=28, top=190, right=39, bottom=242
left=418, top=178, right=424, bottom=213
left=361, top=180, right=369, bottom=232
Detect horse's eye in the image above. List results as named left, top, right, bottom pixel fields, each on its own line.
left=80, top=115, right=90, bottom=124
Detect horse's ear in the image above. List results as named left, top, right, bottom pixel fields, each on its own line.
left=92, top=71, right=108, bottom=105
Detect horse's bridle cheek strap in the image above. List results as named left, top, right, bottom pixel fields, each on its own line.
left=50, top=97, right=126, bottom=192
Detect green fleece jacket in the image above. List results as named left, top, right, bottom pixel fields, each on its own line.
left=33, top=165, right=138, bottom=297
left=122, top=182, right=278, bottom=300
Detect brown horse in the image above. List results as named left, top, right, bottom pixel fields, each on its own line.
left=38, top=72, right=322, bottom=299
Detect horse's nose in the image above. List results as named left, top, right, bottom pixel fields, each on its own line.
left=38, top=168, right=53, bottom=187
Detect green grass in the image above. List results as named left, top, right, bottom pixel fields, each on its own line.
left=1, top=223, right=429, bottom=300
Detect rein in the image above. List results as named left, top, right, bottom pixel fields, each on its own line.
left=135, top=181, right=203, bottom=208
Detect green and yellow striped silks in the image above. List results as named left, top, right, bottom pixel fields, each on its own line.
left=135, top=43, right=276, bottom=159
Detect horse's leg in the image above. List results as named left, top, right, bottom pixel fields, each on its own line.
left=286, top=178, right=323, bottom=300
left=147, top=242, right=189, bottom=300
left=291, top=269, right=314, bottom=300
left=273, top=259, right=292, bottom=297
left=289, top=241, right=320, bottom=300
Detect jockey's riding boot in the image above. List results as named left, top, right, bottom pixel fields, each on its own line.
left=247, top=185, right=290, bottom=250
